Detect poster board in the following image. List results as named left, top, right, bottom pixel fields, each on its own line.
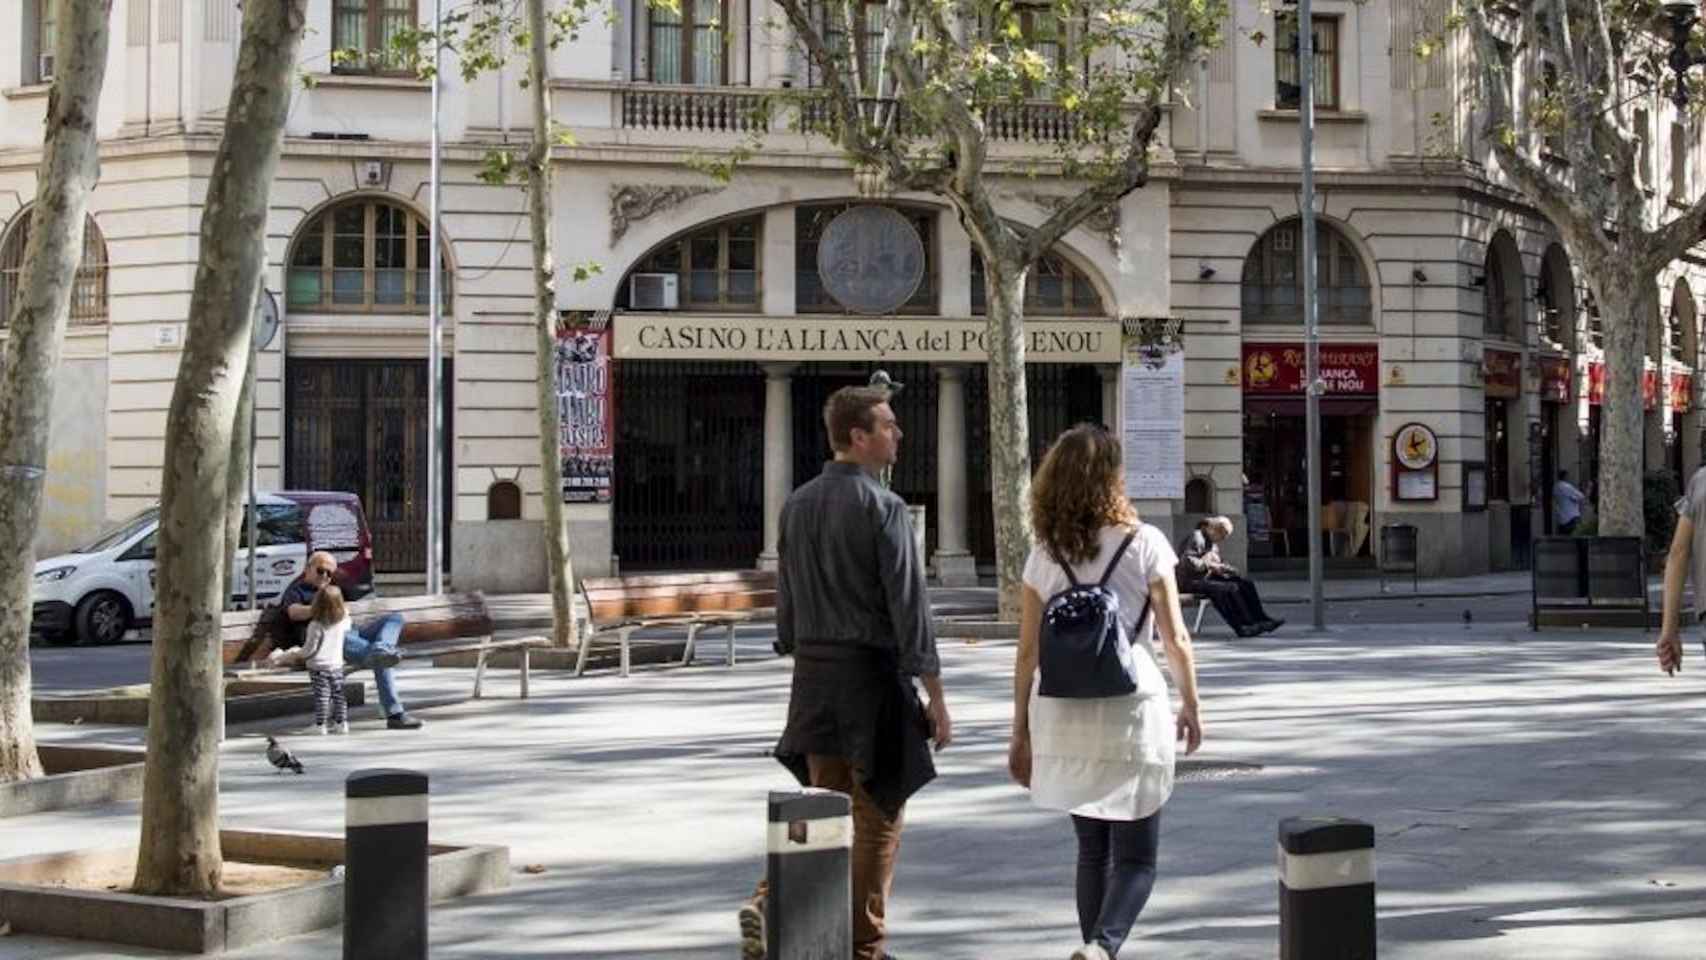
left=1121, top=334, right=1184, bottom=500
left=556, top=317, right=614, bottom=503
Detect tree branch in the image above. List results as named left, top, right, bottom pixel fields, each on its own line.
left=774, top=0, right=871, bottom=156
left=1642, top=194, right=1706, bottom=276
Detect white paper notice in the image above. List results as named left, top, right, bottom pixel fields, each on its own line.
left=1122, top=339, right=1185, bottom=500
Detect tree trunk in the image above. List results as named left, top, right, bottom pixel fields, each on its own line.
left=982, top=254, right=1033, bottom=621
left=526, top=0, right=578, bottom=648
left=0, top=0, right=113, bottom=784
left=1592, top=275, right=1651, bottom=538
left=223, top=343, right=254, bottom=611
left=133, top=0, right=307, bottom=897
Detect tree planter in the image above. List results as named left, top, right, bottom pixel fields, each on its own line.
left=0, top=829, right=509, bottom=953
left=32, top=677, right=365, bottom=726
left=0, top=744, right=146, bottom=817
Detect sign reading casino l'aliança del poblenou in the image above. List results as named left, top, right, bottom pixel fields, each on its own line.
left=613, top=315, right=1122, bottom=364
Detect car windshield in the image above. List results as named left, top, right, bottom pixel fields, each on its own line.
left=72, top=507, right=160, bottom=554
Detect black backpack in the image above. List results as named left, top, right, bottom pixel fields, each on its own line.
left=1037, top=528, right=1149, bottom=699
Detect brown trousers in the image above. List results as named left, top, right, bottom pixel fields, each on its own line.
left=808, top=754, right=905, bottom=960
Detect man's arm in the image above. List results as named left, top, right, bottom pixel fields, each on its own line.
left=774, top=502, right=795, bottom=656
left=875, top=498, right=937, bottom=677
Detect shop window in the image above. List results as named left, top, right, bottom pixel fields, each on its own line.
left=650, top=0, right=726, bottom=85
left=487, top=480, right=522, bottom=520
left=1275, top=14, right=1338, bottom=110
left=288, top=198, right=451, bottom=313
left=1184, top=476, right=1214, bottom=514
left=620, top=216, right=760, bottom=310
left=1486, top=397, right=1510, bottom=501
left=796, top=204, right=936, bottom=314
left=1240, top=218, right=1371, bottom=325
left=970, top=251, right=1103, bottom=315
left=0, top=208, right=107, bottom=327
left=332, top=0, right=417, bottom=75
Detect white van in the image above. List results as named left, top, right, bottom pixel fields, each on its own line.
left=31, top=491, right=375, bottom=646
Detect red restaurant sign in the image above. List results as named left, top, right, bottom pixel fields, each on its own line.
left=1483, top=349, right=1521, bottom=399
left=1539, top=357, right=1572, bottom=403
left=1671, top=371, right=1694, bottom=414
left=1590, top=362, right=1663, bottom=410
left=1242, top=342, right=1379, bottom=395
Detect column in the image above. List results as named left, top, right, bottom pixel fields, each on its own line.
left=757, top=363, right=796, bottom=570
left=933, top=365, right=977, bottom=586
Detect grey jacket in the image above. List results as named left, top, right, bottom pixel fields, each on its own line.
left=1175, top=528, right=1219, bottom=588
left=776, top=461, right=939, bottom=677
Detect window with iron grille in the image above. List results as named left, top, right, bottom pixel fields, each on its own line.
left=30, top=0, right=55, bottom=83
left=1275, top=14, right=1338, bottom=110
left=650, top=0, right=726, bottom=85
left=287, top=199, right=450, bottom=312
left=1240, top=218, right=1370, bottom=325
left=796, top=204, right=936, bottom=313
left=332, top=0, right=417, bottom=75
left=970, top=251, right=1103, bottom=315
left=0, top=209, right=107, bottom=327
left=621, top=217, right=761, bottom=309
left=804, top=0, right=884, bottom=91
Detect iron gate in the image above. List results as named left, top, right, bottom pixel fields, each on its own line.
left=613, top=360, right=765, bottom=570
left=285, top=359, right=453, bottom=573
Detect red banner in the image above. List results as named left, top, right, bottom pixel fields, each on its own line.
left=1483, top=349, right=1521, bottom=399
left=1587, top=362, right=1605, bottom=406
left=1645, top=367, right=1659, bottom=411
left=1671, top=371, right=1693, bottom=414
left=1539, top=356, right=1572, bottom=403
left=1242, top=342, right=1379, bottom=396
left=556, top=319, right=614, bottom=503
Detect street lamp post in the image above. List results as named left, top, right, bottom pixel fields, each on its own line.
left=1666, top=1, right=1705, bottom=110
left=1298, top=0, right=1326, bottom=631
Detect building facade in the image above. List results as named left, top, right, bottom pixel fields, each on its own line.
left=3, top=0, right=1704, bottom=582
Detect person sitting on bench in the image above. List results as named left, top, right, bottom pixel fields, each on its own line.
left=1176, top=517, right=1282, bottom=638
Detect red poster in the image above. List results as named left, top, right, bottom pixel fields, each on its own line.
left=556, top=319, right=614, bottom=503
left=1483, top=349, right=1521, bottom=399
left=1670, top=371, right=1693, bottom=414
left=1644, top=367, right=1659, bottom=411
left=1587, top=362, right=1605, bottom=406
left=1539, top=357, right=1572, bottom=403
left=1241, top=342, right=1379, bottom=396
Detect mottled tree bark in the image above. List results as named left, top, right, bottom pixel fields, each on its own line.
left=0, top=0, right=113, bottom=784
left=1594, top=279, right=1653, bottom=535
left=133, top=0, right=307, bottom=896
left=982, top=258, right=1032, bottom=621
left=526, top=0, right=579, bottom=647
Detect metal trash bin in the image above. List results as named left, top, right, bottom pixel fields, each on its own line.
left=1379, top=523, right=1419, bottom=593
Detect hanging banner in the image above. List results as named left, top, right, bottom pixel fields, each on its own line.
left=1483, top=349, right=1521, bottom=399
left=1587, top=362, right=1605, bottom=405
left=556, top=317, right=614, bottom=503
left=1241, top=342, right=1378, bottom=396
left=1539, top=356, right=1572, bottom=403
left=1671, top=371, right=1693, bottom=414
left=1644, top=367, right=1660, bottom=411
left=1121, top=336, right=1185, bottom=500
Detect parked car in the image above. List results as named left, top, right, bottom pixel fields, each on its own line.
left=31, top=490, right=375, bottom=646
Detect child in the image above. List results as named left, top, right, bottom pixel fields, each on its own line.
left=301, top=584, right=352, bottom=734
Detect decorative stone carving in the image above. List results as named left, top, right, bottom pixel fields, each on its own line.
left=1014, top=191, right=1122, bottom=251
left=609, top=184, right=723, bottom=246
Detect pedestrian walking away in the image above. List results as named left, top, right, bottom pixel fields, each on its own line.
left=1176, top=516, right=1282, bottom=637
left=1009, top=424, right=1204, bottom=960
left=771, top=384, right=951, bottom=960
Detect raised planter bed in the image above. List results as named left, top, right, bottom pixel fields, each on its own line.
left=0, top=828, right=509, bottom=953
left=32, top=677, right=366, bottom=726
left=0, top=744, right=146, bottom=818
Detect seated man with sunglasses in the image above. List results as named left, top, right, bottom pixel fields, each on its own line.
left=239, top=552, right=423, bottom=730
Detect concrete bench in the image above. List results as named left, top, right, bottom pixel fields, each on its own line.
left=577, top=571, right=777, bottom=677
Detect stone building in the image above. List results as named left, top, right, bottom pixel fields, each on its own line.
left=3, top=0, right=1703, bottom=585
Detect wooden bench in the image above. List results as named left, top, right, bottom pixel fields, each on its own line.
left=576, top=570, right=777, bottom=677
left=221, top=592, right=549, bottom=699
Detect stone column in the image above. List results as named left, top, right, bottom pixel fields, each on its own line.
left=933, top=364, right=977, bottom=586
left=758, top=363, right=796, bottom=569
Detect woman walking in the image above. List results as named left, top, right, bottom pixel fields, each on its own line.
left=1008, top=424, right=1203, bottom=960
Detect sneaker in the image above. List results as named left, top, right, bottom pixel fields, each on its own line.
left=315, top=725, right=329, bottom=735
left=335, top=721, right=350, bottom=735
left=1261, top=618, right=1286, bottom=634
left=738, top=881, right=767, bottom=960
left=386, top=712, right=423, bottom=730
left=367, top=650, right=402, bottom=670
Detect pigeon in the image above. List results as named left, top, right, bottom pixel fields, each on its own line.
left=265, top=736, right=305, bottom=775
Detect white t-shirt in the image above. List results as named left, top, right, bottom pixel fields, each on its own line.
left=302, top=617, right=350, bottom=673
left=1022, top=523, right=1179, bottom=822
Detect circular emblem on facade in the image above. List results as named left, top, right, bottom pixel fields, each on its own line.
left=816, top=205, right=925, bottom=316
left=1244, top=350, right=1279, bottom=389
left=1394, top=422, right=1439, bottom=470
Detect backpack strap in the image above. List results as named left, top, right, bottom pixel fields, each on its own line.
left=1045, top=542, right=1082, bottom=588
left=1097, top=527, right=1141, bottom=589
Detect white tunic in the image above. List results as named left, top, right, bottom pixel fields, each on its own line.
left=1022, top=524, right=1178, bottom=822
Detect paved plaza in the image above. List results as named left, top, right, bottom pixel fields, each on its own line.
left=7, top=602, right=1706, bottom=958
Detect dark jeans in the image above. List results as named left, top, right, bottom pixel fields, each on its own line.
left=1072, top=812, right=1161, bottom=956
left=1193, top=576, right=1270, bottom=630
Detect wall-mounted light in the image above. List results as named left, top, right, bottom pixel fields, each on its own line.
left=1470, top=273, right=1487, bottom=287
left=1198, top=262, right=1216, bottom=281
left=1412, top=267, right=1429, bottom=283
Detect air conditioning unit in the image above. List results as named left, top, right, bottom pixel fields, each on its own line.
left=38, top=54, right=54, bottom=83
left=629, top=273, right=679, bottom=310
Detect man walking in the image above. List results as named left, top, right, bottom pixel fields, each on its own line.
left=772, top=384, right=951, bottom=960
left=1554, top=469, right=1587, bottom=535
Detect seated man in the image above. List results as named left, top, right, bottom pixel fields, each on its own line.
left=1176, top=516, right=1283, bottom=638
left=238, top=551, right=423, bottom=730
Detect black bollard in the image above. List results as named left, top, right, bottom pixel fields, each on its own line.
left=1278, top=816, right=1376, bottom=960
left=344, top=769, right=429, bottom=960
left=766, top=789, right=852, bottom=960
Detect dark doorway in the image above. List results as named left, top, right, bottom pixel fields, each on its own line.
left=613, top=360, right=765, bottom=570
left=286, top=359, right=453, bottom=574
left=1243, top=407, right=1376, bottom=565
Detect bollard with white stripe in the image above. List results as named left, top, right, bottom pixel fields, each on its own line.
left=1278, top=816, right=1376, bottom=960
left=766, top=789, right=851, bottom=960
left=344, top=769, right=429, bottom=960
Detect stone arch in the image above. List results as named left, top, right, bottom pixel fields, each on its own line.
left=1239, top=214, right=1376, bottom=327
left=1482, top=229, right=1524, bottom=341
left=1536, top=243, right=1576, bottom=352
left=0, top=206, right=108, bottom=326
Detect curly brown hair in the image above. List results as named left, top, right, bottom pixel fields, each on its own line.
left=1030, top=423, right=1138, bottom=566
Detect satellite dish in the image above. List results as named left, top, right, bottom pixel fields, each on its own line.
left=253, top=288, right=280, bottom=350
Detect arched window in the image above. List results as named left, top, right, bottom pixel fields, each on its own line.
left=0, top=209, right=108, bottom=327
left=1536, top=243, right=1575, bottom=351
left=487, top=480, right=522, bottom=520
left=1184, top=476, right=1214, bottom=514
left=288, top=198, right=450, bottom=313
left=1240, top=218, right=1371, bottom=325
left=617, top=215, right=761, bottom=311
left=970, top=251, right=1105, bottom=316
left=1482, top=230, right=1523, bottom=340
